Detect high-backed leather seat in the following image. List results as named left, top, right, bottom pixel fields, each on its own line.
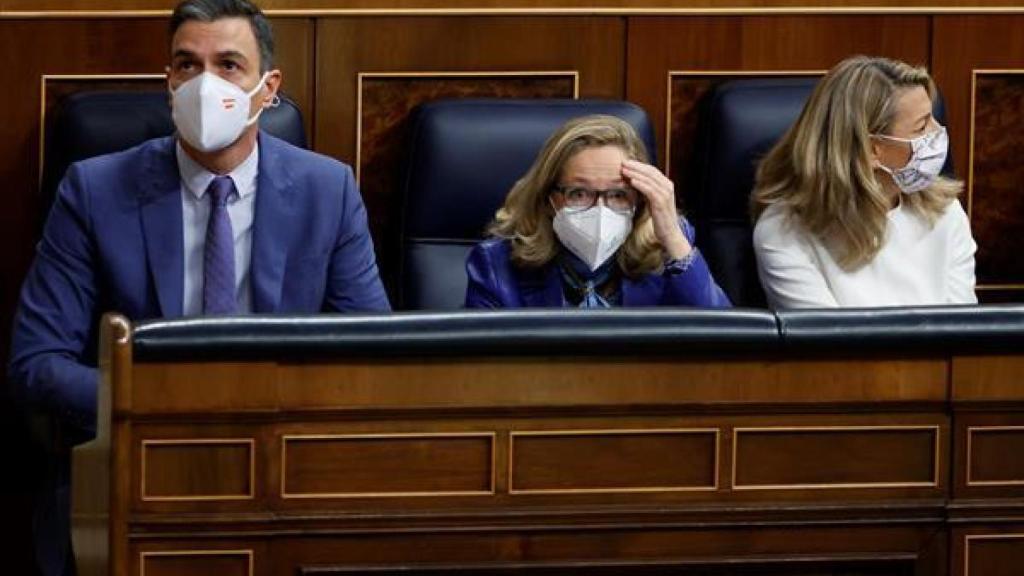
left=399, top=98, right=656, bottom=310
left=42, top=90, right=306, bottom=204
left=686, top=77, right=952, bottom=307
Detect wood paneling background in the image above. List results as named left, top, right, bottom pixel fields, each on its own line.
left=3, top=5, right=1024, bottom=574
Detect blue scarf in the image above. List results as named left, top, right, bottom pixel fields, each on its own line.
left=557, top=252, right=622, bottom=308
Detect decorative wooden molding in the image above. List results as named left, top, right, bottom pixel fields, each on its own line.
left=354, top=70, right=578, bottom=182
left=139, top=549, right=254, bottom=576
left=965, top=425, right=1024, bottom=486
left=968, top=69, right=1024, bottom=292
left=140, top=438, right=256, bottom=502
left=731, top=425, right=941, bottom=490
left=280, top=432, right=497, bottom=499
left=508, top=427, right=720, bottom=494
left=964, top=533, right=1024, bottom=576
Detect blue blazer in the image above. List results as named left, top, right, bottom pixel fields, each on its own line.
left=8, top=132, right=389, bottom=576
left=465, top=218, right=731, bottom=309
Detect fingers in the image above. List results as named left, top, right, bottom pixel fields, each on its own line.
left=621, top=159, right=675, bottom=212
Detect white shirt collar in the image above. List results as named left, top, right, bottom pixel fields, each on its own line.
left=175, top=140, right=259, bottom=201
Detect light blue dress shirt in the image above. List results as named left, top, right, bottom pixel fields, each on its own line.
left=176, top=142, right=258, bottom=315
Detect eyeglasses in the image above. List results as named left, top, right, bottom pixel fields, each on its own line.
left=552, top=185, right=638, bottom=214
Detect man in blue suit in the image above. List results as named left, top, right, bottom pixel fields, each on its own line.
left=8, top=1, right=389, bottom=573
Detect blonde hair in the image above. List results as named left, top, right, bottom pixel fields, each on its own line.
left=488, top=114, right=666, bottom=277
left=751, top=55, right=962, bottom=270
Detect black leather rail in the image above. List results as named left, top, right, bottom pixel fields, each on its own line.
left=131, top=305, right=1024, bottom=362
left=777, top=304, right=1024, bottom=355
left=131, top=308, right=779, bottom=361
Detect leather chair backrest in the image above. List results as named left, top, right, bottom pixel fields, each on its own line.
left=686, top=77, right=952, bottom=307
left=42, top=90, right=306, bottom=205
left=399, top=98, right=656, bottom=310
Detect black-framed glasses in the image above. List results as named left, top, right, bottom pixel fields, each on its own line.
left=552, top=185, right=638, bottom=214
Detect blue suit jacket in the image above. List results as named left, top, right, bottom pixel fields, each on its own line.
left=465, top=218, right=731, bottom=308
left=8, top=132, right=389, bottom=576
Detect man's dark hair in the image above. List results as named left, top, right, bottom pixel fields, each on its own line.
left=170, top=0, right=275, bottom=72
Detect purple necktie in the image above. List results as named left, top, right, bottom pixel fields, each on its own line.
left=203, top=175, right=237, bottom=315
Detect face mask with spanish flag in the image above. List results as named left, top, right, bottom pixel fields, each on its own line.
left=170, top=71, right=268, bottom=152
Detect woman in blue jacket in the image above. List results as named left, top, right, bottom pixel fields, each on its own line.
left=465, top=114, right=730, bottom=309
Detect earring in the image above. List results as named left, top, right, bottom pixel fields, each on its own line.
left=270, top=94, right=281, bottom=108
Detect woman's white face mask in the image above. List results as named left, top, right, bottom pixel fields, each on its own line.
left=170, top=71, right=268, bottom=152
left=874, top=125, right=949, bottom=194
left=552, top=204, right=634, bottom=271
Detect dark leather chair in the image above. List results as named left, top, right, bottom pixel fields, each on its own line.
left=398, top=98, right=657, bottom=310
left=42, top=90, right=306, bottom=205
left=686, top=77, right=952, bottom=308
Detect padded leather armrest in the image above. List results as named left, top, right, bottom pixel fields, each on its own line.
left=777, top=304, right=1024, bottom=354
left=132, top=308, right=780, bottom=361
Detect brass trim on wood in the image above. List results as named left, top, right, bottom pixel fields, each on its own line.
left=731, top=425, right=941, bottom=490
left=964, top=533, right=1024, bottom=576
left=966, top=425, right=1024, bottom=486
left=280, top=432, right=497, bottom=499
left=354, top=70, right=579, bottom=181
left=139, top=549, right=254, bottom=576
left=38, top=73, right=165, bottom=192
left=139, top=438, right=256, bottom=502
left=664, top=69, right=824, bottom=177
left=968, top=69, right=1024, bottom=293
left=508, top=427, right=720, bottom=494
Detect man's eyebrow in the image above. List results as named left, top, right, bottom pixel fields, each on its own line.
left=170, top=49, right=249, bottom=62
left=216, top=50, right=249, bottom=62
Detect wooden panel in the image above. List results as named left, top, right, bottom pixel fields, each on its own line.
left=127, top=357, right=948, bottom=415
left=281, top=433, right=494, bottom=497
left=140, top=439, right=253, bottom=500
left=952, top=356, right=1024, bottom=401
left=267, top=525, right=939, bottom=574
left=969, top=72, right=1024, bottom=288
left=7, top=0, right=1024, bottom=11
left=953, top=414, right=1024, bottom=502
left=509, top=429, right=717, bottom=493
left=297, top=557, right=917, bottom=575
left=733, top=427, right=939, bottom=489
left=131, top=362, right=279, bottom=412
left=932, top=15, right=1024, bottom=300
left=967, top=427, right=1024, bottom=486
left=315, top=16, right=623, bottom=297
left=140, top=550, right=252, bottom=576
left=269, top=18, right=315, bottom=143
left=278, top=358, right=947, bottom=410
left=963, top=534, right=1024, bottom=576
left=626, top=15, right=930, bottom=173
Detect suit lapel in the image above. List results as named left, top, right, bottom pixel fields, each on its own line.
left=139, top=137, right=184, bottom=318
left=250, top=133, right=294, bottom=313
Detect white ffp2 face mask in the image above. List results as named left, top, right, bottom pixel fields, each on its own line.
left=170, top=71, right=268, bottom=152
left=875, top=125, right=949, bottom=194
left=552, top=205, right=633, bottom=271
